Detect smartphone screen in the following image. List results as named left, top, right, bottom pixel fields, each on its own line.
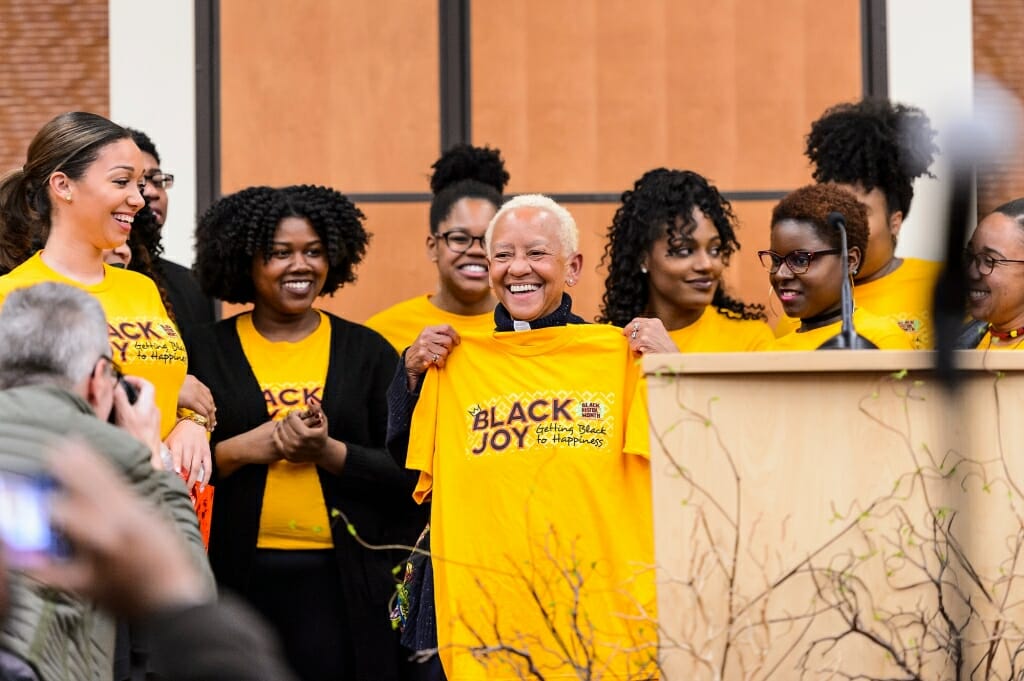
left=0, top=470, right=69, bottom=567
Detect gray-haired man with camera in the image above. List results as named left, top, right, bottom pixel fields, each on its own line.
left=0, top=282, right=211, bottom=681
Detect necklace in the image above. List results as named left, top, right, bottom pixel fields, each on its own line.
left=798, top=307, right=842, bottom=332
left=989, top=324, right=1024, bottom=341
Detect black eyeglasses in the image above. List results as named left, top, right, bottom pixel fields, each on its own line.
left=438, top=230, right=486, bottom=254
left=143, top=172, right=174, bottom=190
left=963, top=249, right=1024, bottom=276
left=96, top=355, right=124, bottom=382
left=757, top=249, right=841, bottom=274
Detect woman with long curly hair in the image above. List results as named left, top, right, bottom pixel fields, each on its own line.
left=187, top=185, right=422, bottom=681
left=775, top=98, right=940, bottom=348
left=599, top=167, right=771, bottom=353
left=367, top=143, right=509, bottom=352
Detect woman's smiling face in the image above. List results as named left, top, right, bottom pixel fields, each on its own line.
left=251, top=216, right=328, bottom=320
left=966, top=211, right=1024, bottom=331
left=488, top=206, right=581, bottom=322
left=769, top=219, right=853, bottom=321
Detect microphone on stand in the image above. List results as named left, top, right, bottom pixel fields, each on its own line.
left=817, top=211, right=878, bottom=350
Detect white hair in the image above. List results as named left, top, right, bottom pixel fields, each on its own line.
left=0, top=283, right=110, bottom=389
left=485, top=194, right=579, bottom=256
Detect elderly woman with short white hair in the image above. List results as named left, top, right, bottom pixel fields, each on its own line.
left=387, top=194, right=657, bottom=680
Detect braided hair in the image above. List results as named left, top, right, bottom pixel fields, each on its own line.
left=429, top=144, right=509, bottom=232
left=806, top=98, right=938, bottom=219
left=194, top=185, right=368, bottom=304
left=599, top=168, right=764, bottom=326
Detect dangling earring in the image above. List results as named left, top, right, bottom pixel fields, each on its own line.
left=766, top=284, right=780, bottom=317
left=640, top=264, right=648, bottom=274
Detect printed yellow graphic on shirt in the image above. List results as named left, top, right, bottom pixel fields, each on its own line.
left=465, top=391, right=617, bottom=455
left=261, top=384, right=324, bottom=421
left=107, top=317, right=187, bottom=365
left=235, top=312, right=333, bottom=550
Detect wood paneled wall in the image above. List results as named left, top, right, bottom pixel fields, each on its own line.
left=219, top=1, right=862, bottom=324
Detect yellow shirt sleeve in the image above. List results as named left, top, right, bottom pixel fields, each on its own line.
left=408, top=367, right=440, bottom=504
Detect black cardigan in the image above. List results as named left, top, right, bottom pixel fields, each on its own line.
left=187, top=313, right=425, bottom=680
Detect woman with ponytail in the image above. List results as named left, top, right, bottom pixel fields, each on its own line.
left=0, top=112, right=211, bottom=488
left=366, top=144, right=509, bottom=351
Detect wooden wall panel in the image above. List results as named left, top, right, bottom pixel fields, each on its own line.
left=471, top=0, right=861, bottom=194
left=219, top=0, right=439, bottom=193
left=219, top=1, right=858, bottom=328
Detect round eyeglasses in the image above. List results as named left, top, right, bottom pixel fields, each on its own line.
left=143, top=172, right=175, bottom=190
left=438, top=230, right=486, bottom=254
left=963, top=249, right=1024, bottom=276
left=757, top=248, right=841, bottom=275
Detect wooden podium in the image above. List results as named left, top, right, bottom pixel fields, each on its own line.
left=644, top=351, right=1024, bottom=680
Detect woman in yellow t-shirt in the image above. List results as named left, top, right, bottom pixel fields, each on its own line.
left=397, top=194, right=657, bottom=680
left=775, top=98, right=941, bottom=348
left=366, top=144, right=509, bottom=352
left=188, top=185, right=421, bottom=681
left=599, top=168, right=772, bottom=353
left=0, top=111, right=210, bottom=486
left=963, top=199, right=1024, bottom=351
left=763, top=185, right=913, bottom=351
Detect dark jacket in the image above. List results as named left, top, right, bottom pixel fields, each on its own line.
left=0, top=385, right=211, bottom=681
left=156, top=258, right=216, bottom=346
left=186, top=313, right=424, bottom=681
left=148, top=597, right=298, bottom=681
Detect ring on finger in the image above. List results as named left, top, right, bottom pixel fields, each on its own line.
left=631, top=321, right=640, bottom=340
left=431, top=353, right=440, bottom=364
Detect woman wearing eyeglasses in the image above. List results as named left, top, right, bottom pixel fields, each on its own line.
left=774, top=99, right=940, bottom=348
left=366, top=144, right=509, bottom=352
left=764, top=184, right=913, bottom=350
left=599, top=168, right=772, bottom=352
left=963, top=199, right=1024, bottom=350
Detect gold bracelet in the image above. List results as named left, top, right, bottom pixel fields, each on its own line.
left=176, top=409, right=209, bottom=429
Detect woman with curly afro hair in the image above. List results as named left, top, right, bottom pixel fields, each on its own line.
left=187, top=185, right=423, bottom=681
left=366, top=143, right=509, bottom=352
left=775, top=98, right=940, bottom=348
left=598, top=168, right=771, bottom=353
left=764, top=184, right=913, bottom=350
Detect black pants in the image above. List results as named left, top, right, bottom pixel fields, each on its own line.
left=245, top=549, right=351, bottom=681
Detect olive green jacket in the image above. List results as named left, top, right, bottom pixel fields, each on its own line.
left=0, top=384, right=214, bottom=681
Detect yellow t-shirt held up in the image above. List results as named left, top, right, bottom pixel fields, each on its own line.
left=0, top=252, right=187, bottom=437
left=236, top=311, right=334, bottom=550
left=408, top=324, right=657, bottom=680
left=365, top=294, right=495, bottom=353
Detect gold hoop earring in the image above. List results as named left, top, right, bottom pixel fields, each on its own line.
left=766, top=284, right=780, bottom=317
